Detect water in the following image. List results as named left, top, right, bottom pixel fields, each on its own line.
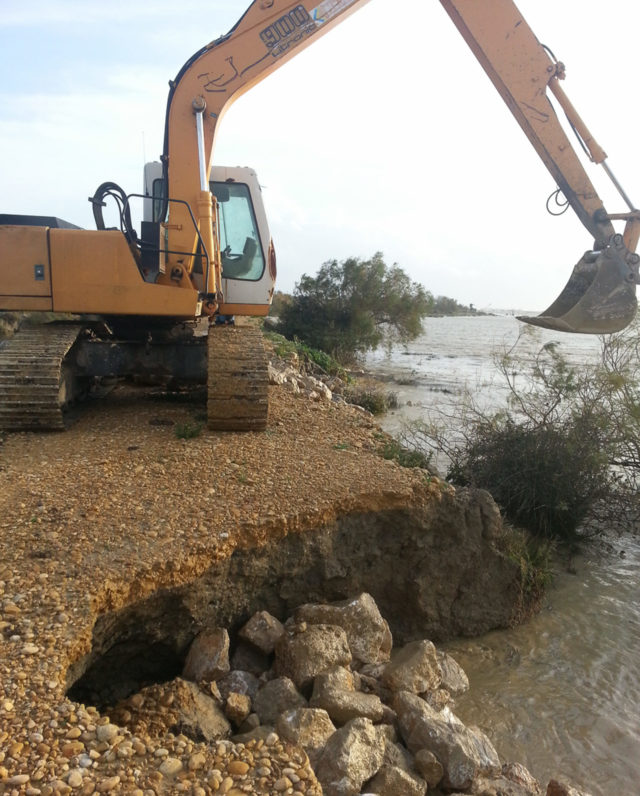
left=368, top=315, right=602, bottom=438
left=445, top=537, right=640, bottom=795
left=366, top=315, right=640, bottom=795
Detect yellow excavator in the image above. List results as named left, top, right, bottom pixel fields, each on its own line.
left=1, top=0, right=638, bottom=431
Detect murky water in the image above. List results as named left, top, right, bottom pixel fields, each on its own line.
left=366, top=316, right=640, bottom=795
left=445, top=537, right=640, bottom=795
left=368, top=315, right=602, bottom=438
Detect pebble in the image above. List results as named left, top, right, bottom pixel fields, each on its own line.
left=7, top=774, right=31, bottom=785
left=62, top=741, right=84, bottom=758
left=96, top=775, right=120, bottom=792
left=66, top=769, right=83, bottom=788
left=188, top=752, right=206, bottom=770
left=95, top=723, right=119, bottom=744
left=158, top=757, right=183, bottom=777
left=226, top=759, right=250, bottom=776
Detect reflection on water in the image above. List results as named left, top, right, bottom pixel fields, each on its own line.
left=444, top=537, right=640, bottom=796
left=367, top=316, right=640, bottom=795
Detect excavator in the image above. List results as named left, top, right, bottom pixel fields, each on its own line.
left=1, top=0, right=638, bottom=431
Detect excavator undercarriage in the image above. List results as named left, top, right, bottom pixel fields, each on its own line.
left=0, top=320, right=269, bottom=432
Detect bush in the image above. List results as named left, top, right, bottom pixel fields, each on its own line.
left=380, top=438, right=432, bottom=470
left=447, top=417, right=610, bottom=541
left=264, top=331, right=347, bottom=379
left=504, top=528, right=555, bottom=606
left=345, top=386, right=397, bottom=415
left=402, top=334, right=637, bottom=543
left=174, top=421, right=203, bottom=439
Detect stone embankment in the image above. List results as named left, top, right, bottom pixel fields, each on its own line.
left=93, top=591, right=589, bottom=796
left=0, top=347, right=586, bottom=795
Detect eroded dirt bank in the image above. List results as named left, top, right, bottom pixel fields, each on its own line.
left=0, top=385, right=528, bottom=793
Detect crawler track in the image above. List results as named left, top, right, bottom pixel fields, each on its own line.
left=207, top=324, right=269, bottom=431
left=0, top=324, right=83, bottom=431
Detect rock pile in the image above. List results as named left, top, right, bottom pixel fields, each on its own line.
left=106, top=593, right=590, bottom=796
left=268, top=360, right=336, bottom=404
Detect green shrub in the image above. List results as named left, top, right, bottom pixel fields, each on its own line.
left=277, top=253, right=432, bottom=363
left=401, top=335, right=631, bottom=544
left=504, top=527, right=555, bottom=604
left=447, top=417, right=610, bottom=541
left=174, top=421, right=203, bottom=440
left=380, top=438, right=432, bottom=470
left=345, top=387, right=390, bottom=415
left=264, top=331, right=347, bottom=379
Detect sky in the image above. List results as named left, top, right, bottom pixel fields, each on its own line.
left=1, top=0, right=639, bottom=312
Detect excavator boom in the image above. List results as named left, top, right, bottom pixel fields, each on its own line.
left=440, top=0, right=638, bottom=332
left=160, top=0, right=638, bottom=333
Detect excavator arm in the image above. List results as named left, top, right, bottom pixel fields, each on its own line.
left=162, top=0, right=638, bottom=332
left=159, top=0, right=373, bottom=310
left=440, top=0, right=639, bottom=332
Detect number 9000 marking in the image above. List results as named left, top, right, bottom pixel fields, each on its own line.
left=260, top=6, right=315, bottom=56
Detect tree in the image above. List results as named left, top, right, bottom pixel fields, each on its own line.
left=268, top=291, right=293, bottom=318
left=277, top=253, right=433, bottom=362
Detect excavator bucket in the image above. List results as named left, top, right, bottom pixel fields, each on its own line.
left=518, top=240, right=638, bottom=334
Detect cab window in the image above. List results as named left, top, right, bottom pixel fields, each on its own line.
left=212, top=181, right=265, bottom=281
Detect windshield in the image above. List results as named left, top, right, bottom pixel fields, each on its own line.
left=212, top=181, right=265, bottom=281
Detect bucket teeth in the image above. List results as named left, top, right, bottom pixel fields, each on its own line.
left=518, top=242, right=637, bottom=334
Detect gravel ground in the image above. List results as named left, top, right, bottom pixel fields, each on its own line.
left=0, top=384, right=441, bottom=795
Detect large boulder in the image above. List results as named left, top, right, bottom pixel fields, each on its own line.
left=182, top=627, right=230, bottom=682
left=275, top=623, right=352, bottom=690
left=310, top=666, right=384, bottom=725
left=253, top=676, right=307, bottom=725
left=382, top=640, right=442, bottom=694
left=111, top=678, right=231, bottom=742
left=469, top=762, right=543, bottom=795
left=365, top=764, right=427, bottom=795
left=238, top=610, right=285, bottom=654
left=276, top=707, right=337, bottom=766
left=315, top=717, right=386, bottom=796
left=295, top=593, right=392, bottom=665
left=216, top=669, right=259, bottom=702
left=393, top=691, right=500, bottom=790
left=437, top=650, right=469, bottom=697
left=414, top=748, right=444, bottom=788
left=546, top=779, right=592, bottom=796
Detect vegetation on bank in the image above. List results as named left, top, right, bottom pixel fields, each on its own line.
left=401, top=325, right=640, bottom=549
left=271, top=253, right=479, bottom=367
left=271, top=287, right=478, bottom=322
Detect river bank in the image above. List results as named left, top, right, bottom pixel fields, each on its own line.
left=0, top=365, right=548, bottom=795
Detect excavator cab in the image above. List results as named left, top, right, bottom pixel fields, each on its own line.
left=142, top=161, right=275, bottom=315
left=519, top=234, right=639, bottom=334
